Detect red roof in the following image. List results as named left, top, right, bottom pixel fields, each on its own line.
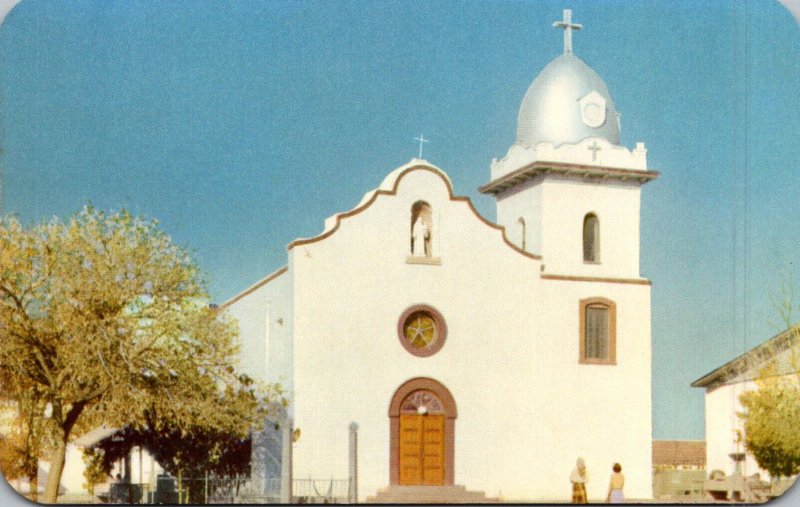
left=652, top=440, right=706, bottom=467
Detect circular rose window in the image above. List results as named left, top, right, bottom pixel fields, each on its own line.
left=397, top=305, right=447, bottom=357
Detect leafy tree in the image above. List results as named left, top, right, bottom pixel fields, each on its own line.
left=0, top=207, right=275, bottom=503
left=738, top=356, right=800, bottom=478
left=738, top=276, right=800, bottom=478
left=81, top=446, right=108, bottom=495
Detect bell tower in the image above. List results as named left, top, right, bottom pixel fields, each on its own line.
left=479, top=9, right=658, bottom=280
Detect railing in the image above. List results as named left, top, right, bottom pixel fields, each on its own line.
left=99, top=475, right=250, bottom=504
left=221, top=477, right=280, bottom=504
left=293, top=478, right=351, bottom=503
left=171, top=475, right=250, bottom=504
left=140, top=475, right=351, bottom=504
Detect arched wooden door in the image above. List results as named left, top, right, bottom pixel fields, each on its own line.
left=389, top=378, right=457, bottom=486
left=399, top=390, right=445, bottom=485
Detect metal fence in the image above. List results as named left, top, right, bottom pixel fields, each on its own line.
left=292, top=478, right=351, bottom=503
left=230, top=477, right=351, bottom=504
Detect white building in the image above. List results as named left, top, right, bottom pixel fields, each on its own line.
left=691, top=326, right=800, bottom=481
left=224, top=10, right=659, bottom=502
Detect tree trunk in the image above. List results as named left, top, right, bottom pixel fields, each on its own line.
left=42, top=399, right=86, bottom=503
left=30, top=471, right=38, bottom=503
left=42, top=438, right=67, bottom=503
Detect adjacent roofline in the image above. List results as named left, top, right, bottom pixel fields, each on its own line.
left=288, top=163, right=542, bottom=261
left=71, top=425, right=121, bottom=448
left=690, top=325, right=800, bottom=390
left=219, top=266, right=289, bottom=310
left=479, top=161, right=660, bottom=196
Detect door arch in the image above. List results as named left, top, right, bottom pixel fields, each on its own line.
left=389, top=377, right=457, bottom=486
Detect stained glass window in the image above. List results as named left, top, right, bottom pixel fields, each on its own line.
left=397, top=305, right=447, bottom=357
left=404, top=311, right=438, bottom=349
left=400, top=390, right=444, bottom=414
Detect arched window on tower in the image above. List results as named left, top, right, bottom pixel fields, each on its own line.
left=517, top=217, right=527, bottom=251
left=583, top=213, right=600, bottom=263
left=411, top=201, right=432, bottom=257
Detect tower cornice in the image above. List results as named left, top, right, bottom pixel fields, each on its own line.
left=479, top=160, right=660, bottom=196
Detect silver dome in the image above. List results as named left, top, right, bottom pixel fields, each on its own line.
left=516, top=53, right=620, bottom=148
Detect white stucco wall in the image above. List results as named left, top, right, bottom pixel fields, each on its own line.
left=59, top=445, right=86, bottom=494
left=539, top=177, right=642, bottom=279
left=282, top=163, right=652, bottom=501
left=495, top=179, right=542, bottom=255
left=496, top=176, right=643, bottom=281
left=224, top=269, right=293, bottom=395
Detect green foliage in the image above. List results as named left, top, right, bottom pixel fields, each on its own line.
left=0, top=206, right=279, bottom=502
left=81, top=447, right=108, bottom=494
left=739, top=274, right=800, bottom=479
left=739, top=351, right=800, bottom=478
left=83, top=423, right=253, bottom=483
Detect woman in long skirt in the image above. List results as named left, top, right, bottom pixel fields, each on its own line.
left=570, top=457, right=588, bottom=504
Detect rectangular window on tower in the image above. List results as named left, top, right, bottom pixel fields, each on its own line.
left=579, top=298, right=616, bottom=365
left=585, top=307, right=608, bottom=358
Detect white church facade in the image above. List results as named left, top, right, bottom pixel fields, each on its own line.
left=223, top=10, right=659, bottom=502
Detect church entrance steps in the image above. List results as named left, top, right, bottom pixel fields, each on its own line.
left=366, top=485, right=499, bottom=503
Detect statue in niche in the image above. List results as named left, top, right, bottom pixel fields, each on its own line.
left=410, top=201, right=432, bottom=257
left=412, top=218, right=430, bottom=256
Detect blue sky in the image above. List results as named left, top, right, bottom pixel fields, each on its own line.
left=1, top=0, right=799, bottom=441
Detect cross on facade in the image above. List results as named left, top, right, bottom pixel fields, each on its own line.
left=588, top=140, right=602, bottom=162
left=414, top=134, right=430, bottom=159
left=552, top=9, right=582, bottom=55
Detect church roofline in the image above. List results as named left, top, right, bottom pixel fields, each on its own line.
left=287, top=162, right=542, bottom=261
left=690, top=325, right=800, bottom=390
left=540, top=273, right=651, bottom=286
left=218, top=266, right=289, bottom=310
left=479, top=161, right=660, bottom=196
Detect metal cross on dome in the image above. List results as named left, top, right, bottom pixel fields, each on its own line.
left=553, top=9, right=582, bottom=55
left=414, top=134, right=430, bottom=159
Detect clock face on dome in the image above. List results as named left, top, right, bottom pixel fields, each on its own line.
left=579, top=91, right=607, bottom=128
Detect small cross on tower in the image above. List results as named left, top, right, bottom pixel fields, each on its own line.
left=553, top=9, right=582, bottom=55
left=414, top=134, right=430, bottom=159
left=588, top=140, right=602, bottom=162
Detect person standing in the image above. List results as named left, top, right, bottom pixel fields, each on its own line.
left=570, top=457, right=588, bottom=503
left=606, top=462, right=625, bottom=503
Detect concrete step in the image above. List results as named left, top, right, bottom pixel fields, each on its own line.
left=367, top=485, right=499, bottom=504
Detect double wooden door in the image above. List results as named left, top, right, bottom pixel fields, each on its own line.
left=398, top=414, right=445, bottom=485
